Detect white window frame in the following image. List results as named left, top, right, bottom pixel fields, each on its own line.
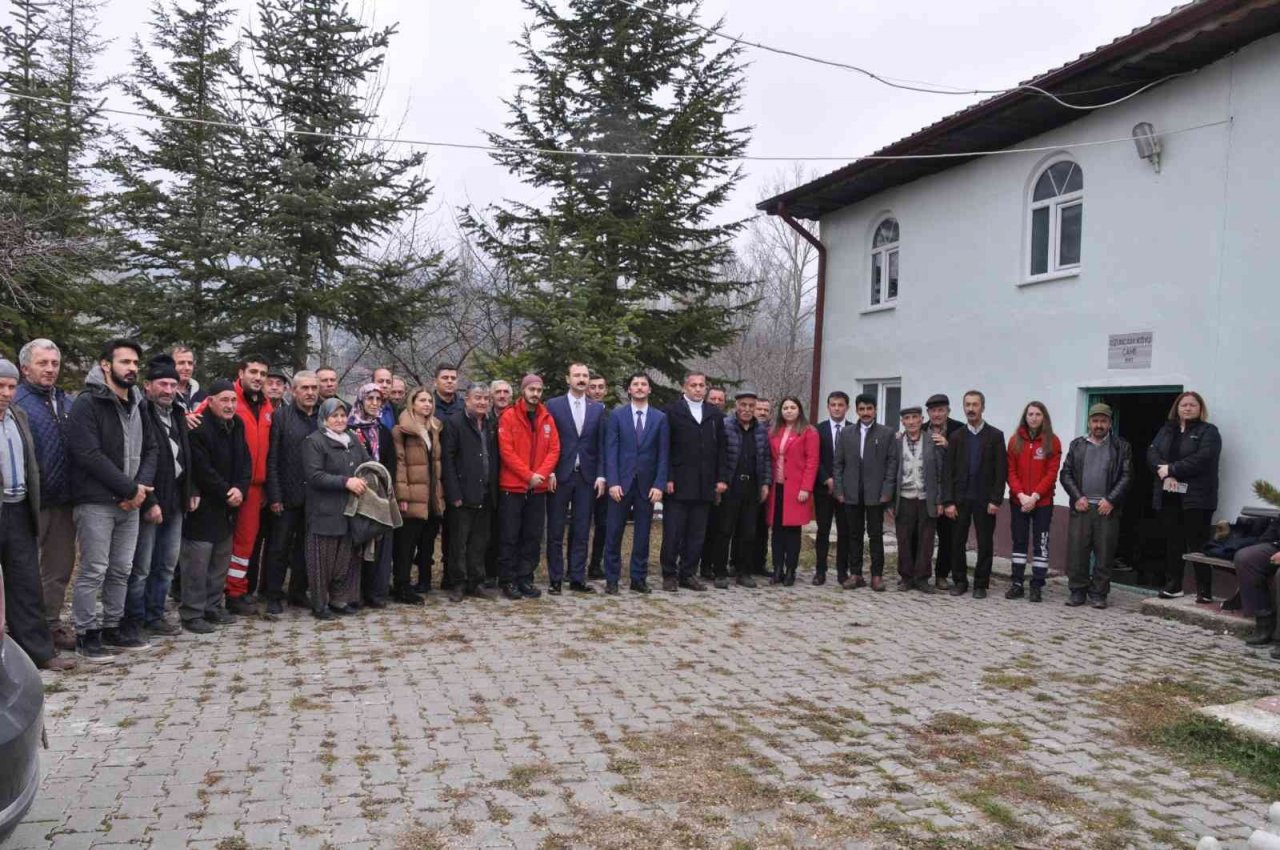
left=860, top=379, right=902, bottom=427
left=1026, top=158, right=1083, bottom=284
left=869, top=217, right=899, bottom=308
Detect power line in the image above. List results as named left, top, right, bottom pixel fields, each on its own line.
left=0, top=88, right=1229, bottom=163
left=613, top=0, right=1191, bottom=110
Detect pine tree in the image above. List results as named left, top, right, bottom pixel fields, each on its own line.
left=105, top=0, right=242, bottom=363
left=462, top=0, right=752, bottom=394
left=229, top=0, right=449, bottom=371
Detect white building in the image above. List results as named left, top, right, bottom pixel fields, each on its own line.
left=759, top=0, right=1280, bottom=581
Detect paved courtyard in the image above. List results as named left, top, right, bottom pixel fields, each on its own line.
left=11, top=567, right=1279, bottom=849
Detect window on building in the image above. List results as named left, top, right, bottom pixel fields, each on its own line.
left=870, top=217, right=899, bottom=306
left=1029, top=160, right=1083, bottom=279
left=860, top=380, right=902, bottom=426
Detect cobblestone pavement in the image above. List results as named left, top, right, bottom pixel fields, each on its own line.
left=12, top=569, right=1279, bottom=849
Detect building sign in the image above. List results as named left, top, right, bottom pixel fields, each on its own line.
left=1108, top=332, right=1153, bottom=370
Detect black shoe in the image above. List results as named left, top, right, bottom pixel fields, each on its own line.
left=714, top=578, right=729, bottom=589
left=1195, top=594, right=1215, bottom=605
left=413, top=582, right=431, bottom=595
left=206, top=607, right=237, bottom=626
left=312, top=608, right=337, bottom=621
left=783, top=569, right=796, bottom=587
left=914, top=580, right=936, bottom=595
left=225, top=596, right=258, bottom=616
left=103, top=626, right=151, bottom=652
left=465, top=585, right=498, bottom=601
left=395, top=590, right=425, bottom=606
left=1028, top=586, right=1043, bottom=604
left=679, top=576, right=708, bottom=592
left=896, top=580, right=913, bottom=592
left=588, top=565, right=605, bottom=580
left=182, top=618, right=217, bottom=634
left=266, top=599, right=285, bottom=617
left=502, top=584, right=522, bottom=600
left=448, top=587, right=464, bottom=603
left=330, top=604, right=355, bottom=617
left=484, top=578, right=499, bottom=589
left=972, top=588, right=987, bottom=600
left=518, top=583, right=542, bottom=599
left=346, top=601, right=362, bottom=612
left=1004, top=584, right=1025, bottom=600
left=144, top=618, right=182, bottom=636
left=287, top=594, right=310, bottom=608
left=630, top=580, right=652, bottom=594
left=365, top=598, right=388, bottom=610
left=548, top=581, right=563, bottom=596
left=662, top=577, right=679, bottom=592
left=934, top=577, right=951, bottom=591
left=736, top=575, right=757, bottom=589
left=1090, top=596, right=1109, bottom=610
left=1271, top=643, right=1280, bottom=661
left=76, top=630, right=117, bottom=662
left=569, top=581, right=596, bottom=594
left=1158, top=589, right=1185, bottom=599
left=842, top=576, right=867, bottom=590
left=948, top=583, right=969, bottom=597
left=812, top=572, right=826, bottom=586
left=1065, top=590, right=1087, bottom=607
left=1245, top=614, right=1276, bottom=647
left=605, top=581, right=619, bottom=595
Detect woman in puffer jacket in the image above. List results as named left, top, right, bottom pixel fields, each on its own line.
left=391, top=387, right=444, bottom=604
left=1005, top=401, right=1062, bottom=603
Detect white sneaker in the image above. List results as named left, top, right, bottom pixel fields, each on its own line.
left=1158, top=589, right=1185, bottom=599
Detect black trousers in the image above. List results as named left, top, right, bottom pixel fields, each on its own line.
left=1160, top=501, right=1212, bottom=595
left=394, top=515, right=440, bottom=593
left=845, top=503, right=887, bottom=577
left=814, top=491, right=850, bottom=580
left=770, top=487, right=800, bottom=574
left=264, top=506, right=308, bottom=602
left=711, top=491, right=758, bottom=578
left=498, top=491, right=546, bottom=586
left=589, top=493, right=608, bottom=572
left=448, top=505, right=491, bottom=590
left=934, top=513, right=956, bottom=579
left=0, top=501, right=54, bottom=664
left=754, top=504, right=770, bottom=574
left=951, top=501, right=997, bottom=589
left=1236, top=543, right=1280, bottom=616
left=660, top=499, right=710, bottom=580
left=699, top=502, right=720, bottom=578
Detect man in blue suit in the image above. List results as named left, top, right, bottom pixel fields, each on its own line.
left=603, top=372, right=669, bottom=594
left=545, top=363, right=605, bottom=594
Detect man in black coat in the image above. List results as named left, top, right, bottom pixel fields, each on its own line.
left=441, top=383, right=500, bottom=602
left=180, top=380, right=252, bottom=633
left=925, top=394, right=965, bottom=589
left=813, top=391, right=852, bottom=585
left=659, top=372, right=720, bottom=592
left=263, top=370, right=320, bottom=615
left=941, top=390, right=1007, bottom=599
left=124, top=355, right=195, bottom=640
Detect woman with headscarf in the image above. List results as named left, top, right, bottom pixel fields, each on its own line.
left=348, top=383, right=397, bottom=608
left=392, top=387, right=445, bottom=603
left=301, top=398, right=371, bottom=619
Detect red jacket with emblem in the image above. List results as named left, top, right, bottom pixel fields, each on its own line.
left=195, top=379, right=272, bottom=486
left=1006, top=426, right=1062, bottom=503
left=497, top=403, right=560, bottom=494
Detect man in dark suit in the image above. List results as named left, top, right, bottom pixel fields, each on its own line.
left=602, top=372, right=669, bottom=595
left=925, top=393, right=965, bottom=590
left=941, top=390, right=1007, bottom=599
left=545, top=363, right=605, bottom=594
left=834, top=393, right=898, bottom=591
left=813, top=390, right=852, bottom=585
left=586, top=373, right=611, bottom=579
left=659, top=372, right=720, bottom=592
left=441, top=384, right=501, bottom=602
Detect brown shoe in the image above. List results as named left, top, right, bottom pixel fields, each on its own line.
left=51, top=624, right=77, bottom=652
left=870, top=576, right=886, bottom=592
left=38, top=654, right=78, bottom=672
left=662, top=577, right=678, bottom=592
left=841, top=576, right=867, bottom=590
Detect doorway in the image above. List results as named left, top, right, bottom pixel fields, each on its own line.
left=1085, top=387, right=1181, bottom=588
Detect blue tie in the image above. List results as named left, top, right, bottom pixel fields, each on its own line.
left=635, top=409, right=645, bottom=442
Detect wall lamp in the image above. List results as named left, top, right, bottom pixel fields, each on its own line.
left=1132, top=122, right=1162, bottom=173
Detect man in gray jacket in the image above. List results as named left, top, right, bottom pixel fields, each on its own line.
left=834, top=393, right=897, bottom=591
left=1059, top=403, right=1132, bottom=609
left=892, top=406, right=944, bottom=593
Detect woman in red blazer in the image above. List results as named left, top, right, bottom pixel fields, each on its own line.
left=767, top=396, right=820, bottom=586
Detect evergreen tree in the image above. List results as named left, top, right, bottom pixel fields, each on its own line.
left=462, top=0, right=752, bottom=394
left=230, top=0, right=449, bottom=370
left=105, top=0, right=242, bottom=363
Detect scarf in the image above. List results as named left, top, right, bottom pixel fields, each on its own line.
left=324, top=427, right=352, bottom=447
left=349, top=383, right=383, bottom=458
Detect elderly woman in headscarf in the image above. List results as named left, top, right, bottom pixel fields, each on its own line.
left=391, top=386, right=445, bottom=604
left=349, top=382, right=397, bottom=609
left=302, top=398, right=371, bottom=619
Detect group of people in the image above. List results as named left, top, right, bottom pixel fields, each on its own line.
left=2, top=334, right=1278, bottom=672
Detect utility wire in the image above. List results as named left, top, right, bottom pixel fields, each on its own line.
left=0, top=88, right=1229, bottom=162
left=613, top=0, right=1192, bottom=109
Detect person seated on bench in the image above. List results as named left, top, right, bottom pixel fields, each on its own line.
left=1239, top=516, right=1280, bottom=658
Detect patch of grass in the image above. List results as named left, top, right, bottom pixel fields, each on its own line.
left=214, top=838, right=251, bottom=850
left=980, top=671, right=1037, bottom=691
left=492, top=761, right=557, bottom=796
left=394, top=824, right=447, bottom=850
left=486, top=801, right=514, bottom=825
left=1153, top=713, right=1280, bottom=794
left=288, top=694, right=328, bottom=711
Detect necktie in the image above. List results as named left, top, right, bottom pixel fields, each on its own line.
left=834, top=421, right=842, bottom=450
left=635, top=409, right=645, bottom=442
left=574, top=398, right=583, bottom=435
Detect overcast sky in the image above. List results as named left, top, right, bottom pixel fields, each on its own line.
left=89, top=0, right=1179, bottom=233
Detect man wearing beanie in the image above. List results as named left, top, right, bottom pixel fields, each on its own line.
left=122, top=355, right=195, bottom=641
left=180, top=379, right=251, bottom=633
left=67, top=338, right=159, bottom=661
left=0, top=357, right=76, bottom=670
left=496, top=374, right=560, bottom=599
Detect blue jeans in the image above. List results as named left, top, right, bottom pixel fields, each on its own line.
left=127, top=514, right=184, bottom=625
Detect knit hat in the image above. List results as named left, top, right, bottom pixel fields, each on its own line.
left=1088, top=402, right=1113, bottom=419
left=0, top=357, right=17, bottom=381
left=319, top=397, right=348, bottom=420
left=208, top=378, right=236, bottom=397
left=520, top=373, right=543, bottom=391
left=145, top=354, right=180, bottom=382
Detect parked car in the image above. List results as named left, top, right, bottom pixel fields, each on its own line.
left=0, top=566, right=44, bottom=844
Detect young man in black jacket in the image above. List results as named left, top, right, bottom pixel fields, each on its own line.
left=441, top=383, right=500, bottom=602
left=179, top=380, right=252, bottom=633
left=263, top=370, right=320, bottom=615
left=940, top=390, right=1007, bottom=599
left=67, top=339, right=159, bottom=661
left=124, top=355, right=195, bottom=640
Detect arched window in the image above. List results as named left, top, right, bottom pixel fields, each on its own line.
left=1029, top=159, right=1083, bottom=278
left=870, top=217, right=899, bottom=306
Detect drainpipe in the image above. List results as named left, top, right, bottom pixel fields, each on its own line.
left=773, top=204, right=827, bottom=418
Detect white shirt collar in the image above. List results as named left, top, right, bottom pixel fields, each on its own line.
left=967, top=421, right=985, bottom=435
left=630, top=402, right=649, bottom=415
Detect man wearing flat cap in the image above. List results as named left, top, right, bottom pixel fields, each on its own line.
left=925, top=393, right=964, bottom=590
left=708, top=389, right=771, bottom=588
left=891, top=405, right=944, bottom=592
left=1060, top=402, right=1132, bottom=609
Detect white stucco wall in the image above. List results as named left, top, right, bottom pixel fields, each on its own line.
left=817, top=32, right=1280, bottom=516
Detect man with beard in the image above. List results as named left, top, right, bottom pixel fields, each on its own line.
left=67, top=339, right=159, bottom=660
left=545, top=363, right=605, bottom=594
left=941, top=391, right=1007, bottom=600
left=496, top=375, right=559, bottom=599
left=389, top=376, right=408, bottom=413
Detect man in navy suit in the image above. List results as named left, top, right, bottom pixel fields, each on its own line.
left=659, top=372, right=719, bottom=592
left=603, top=372, right=669, bottom=594
left=545, top=363, right=605, bottom=594
left=813, top=391, right=852, bottom=585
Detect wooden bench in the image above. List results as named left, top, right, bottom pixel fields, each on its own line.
left=1182, top=552, right=1241, bottom=610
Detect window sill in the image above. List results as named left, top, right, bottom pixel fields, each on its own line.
left=1020, top=269, right=1080, bottom=287
left=860, top=302, right=897, bottom=315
